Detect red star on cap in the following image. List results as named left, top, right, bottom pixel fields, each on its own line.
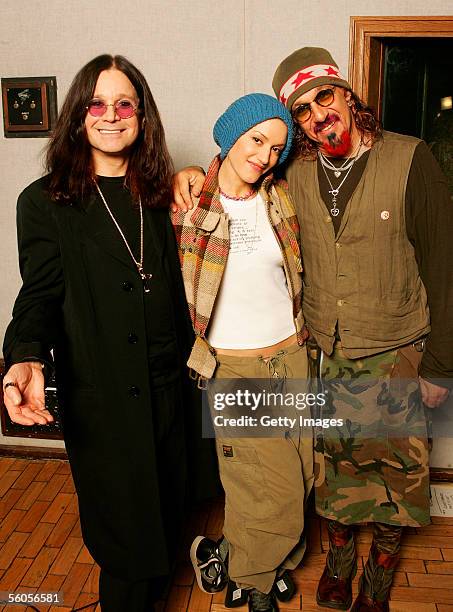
left=325, top=66, right=340, bottom=76
left=280, top=93, right=287, bottom=105
left=291, top=71, right=314, bottom=88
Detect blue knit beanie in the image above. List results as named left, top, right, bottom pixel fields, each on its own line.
left=213, top=93, right=293, bottom=165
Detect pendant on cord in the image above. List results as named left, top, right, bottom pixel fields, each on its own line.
left=330, top=206, right=340, bottom=217
left=329, top=188, right=340, bottom=217
left=138, top=266, right=153, bottom=293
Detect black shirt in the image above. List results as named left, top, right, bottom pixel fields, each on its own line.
left=96, top=177, right=179, bottom=384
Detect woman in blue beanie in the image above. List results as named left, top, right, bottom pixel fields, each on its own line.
left=172, top=93, right=313, bottom=612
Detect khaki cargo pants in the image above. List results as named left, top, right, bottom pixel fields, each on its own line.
left=212, top=343, right=314, bottom=593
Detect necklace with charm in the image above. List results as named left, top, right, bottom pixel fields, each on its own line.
left=95, top=183, right=153, bottom=292
left=318, top=142, right=362, bottom=217
left=318, top=140, right=363, bottom=178
left=319, top=152, right=355, bottom=177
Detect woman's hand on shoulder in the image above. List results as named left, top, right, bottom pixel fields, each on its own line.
left=2, top=362, right=53, bottom=426
left=171, top=166, right=205, bottom=213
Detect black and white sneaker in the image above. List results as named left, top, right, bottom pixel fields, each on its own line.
left=190, top=536, right=228, bottom=594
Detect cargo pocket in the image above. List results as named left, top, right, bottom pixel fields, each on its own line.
left=216, top=441, right=276, bottom=522
left=391, top=342, right=424, bottom=380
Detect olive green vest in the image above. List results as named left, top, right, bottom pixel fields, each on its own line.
left=287, top=131, right=430, bottom=358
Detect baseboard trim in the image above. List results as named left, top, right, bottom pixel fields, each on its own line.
left=430, top=468, right=453, bottom=482
left=0, top=444, right=67, bottom=460
left=0, top=447, right=452, bottom=481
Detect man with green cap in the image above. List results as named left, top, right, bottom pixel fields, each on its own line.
left=173, top=46, right=453, bottom=611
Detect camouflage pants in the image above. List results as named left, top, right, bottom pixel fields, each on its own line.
left=314, top=341, right=430, bottom=527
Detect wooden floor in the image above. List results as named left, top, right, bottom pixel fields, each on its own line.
left=1, top=458, right=453, bottom=611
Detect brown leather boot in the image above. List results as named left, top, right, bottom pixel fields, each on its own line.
left=316, top=520, right=357, bottom=610
left=351, top=543, right=400, bottom=611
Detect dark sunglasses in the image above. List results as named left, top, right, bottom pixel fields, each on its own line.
left=292, top=87, right=336, bottom=123
left=86, top=98, right=138, bottom=119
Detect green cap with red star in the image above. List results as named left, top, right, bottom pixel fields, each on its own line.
left=272, top=47, right=351, bottom=110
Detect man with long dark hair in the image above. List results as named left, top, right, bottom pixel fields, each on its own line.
left=2, top=54, right=194, bottom=611
left=173, top=46, right=453, bottom=612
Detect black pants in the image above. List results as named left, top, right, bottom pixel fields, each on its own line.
left=99, top=569, right=169, bottom=611
left=98, top=379, right=183, bottom=611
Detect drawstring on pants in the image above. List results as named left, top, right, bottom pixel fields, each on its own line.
left=259, top=350, right=288, bottom=391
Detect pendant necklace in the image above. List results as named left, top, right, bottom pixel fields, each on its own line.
left=319, top=140, right=363, bottom=178
left=318, top=142, right=362, bottom=217
left=319, top=152, right=355, bottom=177
left=95, top=183, right=153, bottom=292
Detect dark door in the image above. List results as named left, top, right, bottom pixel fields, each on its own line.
left=381, top=38, right=453, bottom=191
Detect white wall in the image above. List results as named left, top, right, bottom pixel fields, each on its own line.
left=1, top=0, right=451, bottom=447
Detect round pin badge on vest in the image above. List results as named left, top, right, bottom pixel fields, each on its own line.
left=380, top=210, right=390, bottom=220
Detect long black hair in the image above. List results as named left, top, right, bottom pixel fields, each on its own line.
left=46, top=54, right=174, bottom=208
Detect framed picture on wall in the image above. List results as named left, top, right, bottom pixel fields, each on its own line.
left=1, top=76, right=57, bottom=138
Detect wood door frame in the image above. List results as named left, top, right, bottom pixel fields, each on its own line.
left=348, top=16, right=453, bottom=119
left=349, top=16, right=453, bottom=480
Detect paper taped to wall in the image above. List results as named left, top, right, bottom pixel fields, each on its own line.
left=431, top=483, right=453, bottom=517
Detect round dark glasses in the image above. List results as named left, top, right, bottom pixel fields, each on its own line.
left=86, top=99, right=138, bottom=119
left=292, top=87, right=336, bottom=123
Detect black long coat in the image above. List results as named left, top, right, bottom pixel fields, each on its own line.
left=3, top=177, right=207, bottom=581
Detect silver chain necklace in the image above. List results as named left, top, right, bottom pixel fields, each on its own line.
left=318, top=143, right=362, bottom=217
left=319, top=151, right=357, bottom=177
left=95, top=183, right=152, bottom=292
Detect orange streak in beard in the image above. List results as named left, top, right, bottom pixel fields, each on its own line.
left=323, top=130, right=352, bottom=157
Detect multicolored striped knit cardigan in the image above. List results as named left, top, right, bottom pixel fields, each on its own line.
left=171, top=155, right=307, bottom=381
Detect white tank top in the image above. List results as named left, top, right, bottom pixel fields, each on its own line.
left=207, top=192, right=295, bottom=349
